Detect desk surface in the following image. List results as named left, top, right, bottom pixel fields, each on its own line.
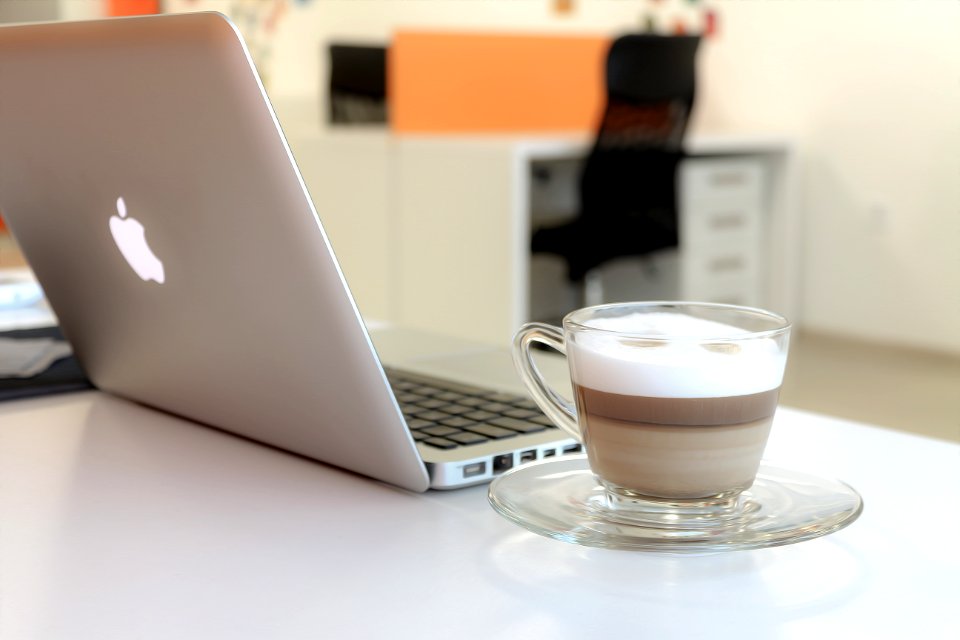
left=1, top=328, right=957, bottom=639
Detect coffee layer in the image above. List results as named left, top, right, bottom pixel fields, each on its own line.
left=581, top=415, right=773, bottom=499
left=573, top=385, right=780, bottom=499
left=575, top=386, right=780, bottom=426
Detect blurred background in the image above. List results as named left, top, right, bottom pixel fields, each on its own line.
left=0, top=0, right=958, bottom=440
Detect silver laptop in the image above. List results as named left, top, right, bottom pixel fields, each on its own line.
left=0, top=12, right=576, bottom=491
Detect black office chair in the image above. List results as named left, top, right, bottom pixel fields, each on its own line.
left=531, top=34, right=700, bottom=306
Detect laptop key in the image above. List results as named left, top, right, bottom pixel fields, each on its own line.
left=417, top=398, right=449, bottom=410
left=411, top=431, right=431, bottom=442
left=433, top=391, right=465, bottom=402
left=530, top=415, right=556, bottom=427
left=407, top=418, right=433, bottom=430
left=484, top=392, right=524, bottom=403
left=448, top=431, right=488, bottom=445
left=412, top=410, right=450, bottom=422
left=435, top=404, right=472, bottom=416
left=455, top=397, right=487, bottom=408
left=488, top=417, right=547, bottom=434
left=503, top=408, right=541, bottom=420
left=439, top=417, right=479, bottom=429
left=464, top=424, right=517, bottom=439
left=420, top=425, right=462, bottom=437
left=396, top=392, right=428, bottom=404
left=512, top=399, right=540, bottom=410
left=411, top=385, right=440, bottom=397
left=422, top=437, right=459, bottom=450
left=479, top=402, right=513, bottom=413
left=463, top=410, right=497, bottom=422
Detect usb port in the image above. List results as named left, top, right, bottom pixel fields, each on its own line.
left=520, top=449, right=537, bottom=464
left=562, top=443, right=582, bottom=454
left=492, top=454, right=513, bottom=474
left=542, top=448, right=556, bottom=458
left=462, top=461, right=486, bottom=478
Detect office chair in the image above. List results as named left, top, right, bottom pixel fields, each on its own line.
left=531, top=34, right=700, bottom=307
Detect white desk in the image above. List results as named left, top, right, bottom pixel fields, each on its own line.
left=1, top=328, right=957, bottom=639
left=289, top=131, right=798, bottom=345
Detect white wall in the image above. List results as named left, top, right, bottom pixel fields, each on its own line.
left=695, top=2, right=960, bottom=356
left=158, top=1, right=960, bottom=354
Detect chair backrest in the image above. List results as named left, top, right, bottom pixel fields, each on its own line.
left=553, top=34, right=700, bottom=281
left=530, top=34, right=701, bottom=283
left=595, top=34, right=700, bottom=151
left=580, top=35, right=700, bottom=224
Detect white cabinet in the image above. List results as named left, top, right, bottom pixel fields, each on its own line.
left=679, top=158, right=766, bottom=306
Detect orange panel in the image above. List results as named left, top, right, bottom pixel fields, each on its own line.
left=390, top=32, right=610, bottom=133
left=107, top=0, right=160, bottom=17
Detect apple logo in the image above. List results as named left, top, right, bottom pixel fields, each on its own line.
left=109, top=197, right=165, bottom=284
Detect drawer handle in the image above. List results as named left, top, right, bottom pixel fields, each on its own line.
left=709, top=172, right=748, bottom=187
left=709, top=213, right=745, bottom=230
left=708, top=256, right=745, bottom=272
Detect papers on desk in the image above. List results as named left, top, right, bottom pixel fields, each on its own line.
left=0, top=268, right=58, bottom=331
left=0, top=337, right=72, bottom=378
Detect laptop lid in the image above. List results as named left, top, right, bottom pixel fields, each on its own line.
left=0, top=13, right=431, bottom=492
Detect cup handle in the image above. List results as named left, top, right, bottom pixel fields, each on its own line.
left=512, top=323, right=581, bottom=442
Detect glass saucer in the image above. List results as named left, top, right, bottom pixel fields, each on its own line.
left=488, top=455, right=863, bottom=552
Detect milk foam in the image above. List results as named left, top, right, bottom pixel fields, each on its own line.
left=568, top=312, right=786, bottom=398
left=579, top=312, right=751, bottom=338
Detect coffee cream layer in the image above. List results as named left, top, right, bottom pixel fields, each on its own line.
left=567, top=312, right=787, bottom=499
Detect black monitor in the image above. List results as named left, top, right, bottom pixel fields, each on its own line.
left=328, top=43, right=388, bottom=125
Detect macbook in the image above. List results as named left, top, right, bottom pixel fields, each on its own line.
left=0, top=12, right=575, bottom=491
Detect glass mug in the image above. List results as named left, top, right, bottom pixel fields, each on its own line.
left=513, top=301, right=791, bottom=507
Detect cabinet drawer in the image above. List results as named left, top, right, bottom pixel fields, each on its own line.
left=681, top=197, right=762, bottom=247
left=682, top=242, right=760, bottom=290
left=681, top=158, right=765, bottom=203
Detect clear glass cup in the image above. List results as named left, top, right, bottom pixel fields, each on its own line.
left=513, top=301, right=791, bottom=512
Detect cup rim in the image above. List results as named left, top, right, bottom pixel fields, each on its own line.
left=562, top=301, right=791, bottom=341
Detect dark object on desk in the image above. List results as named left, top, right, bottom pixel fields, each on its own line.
left=0, top=326, right=93, bottom=402
left=531, top=34, right=700, bottom=298
left=328, top=43, right=388, bottom=125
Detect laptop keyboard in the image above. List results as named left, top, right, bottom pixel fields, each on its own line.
left=385, top=368, right=566, bottom=451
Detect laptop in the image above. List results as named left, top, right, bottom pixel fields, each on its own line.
left=0, top=12, right=576, bottom=491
